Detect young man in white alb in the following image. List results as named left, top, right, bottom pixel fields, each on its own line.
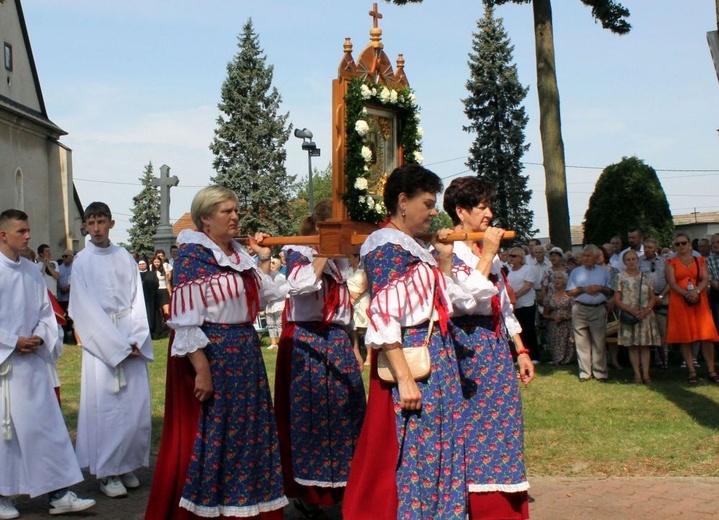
left=69, top=202, right=154, bottom=498
left=0, top=209, right=95, bottom=518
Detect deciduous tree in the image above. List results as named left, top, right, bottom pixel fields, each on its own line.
left=288, top=162, right=334, bottom=234
left=583, top=156, right=674, bottom=247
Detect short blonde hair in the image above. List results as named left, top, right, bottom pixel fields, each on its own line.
left=552, top=271, right=568, bottom=284
left=509, top=247, right=526, bottom=266
left=190, top=186, right=238, bottom=231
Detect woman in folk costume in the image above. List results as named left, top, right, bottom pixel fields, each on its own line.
left=443, top=177, right=533, bottom=520
left=343, top=164, right=473, bottom=519
left=274, top=199, right=366, bottom=519
left=145, top=186, right=288, bottom=519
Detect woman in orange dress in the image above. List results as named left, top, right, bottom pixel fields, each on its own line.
left=665, top=232, right=719, bottom=384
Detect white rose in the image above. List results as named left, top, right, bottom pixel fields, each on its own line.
left=371, top=88, right=377, bottom=97
left=361, top=107, right=368, bottom=115
left=413, top=151, right=424, bottom=164
left=417, top=126, right=424, bottom=138
left=375, top=203, right=385, bottom=214
left=389, top=90, right=398, bottom=104
left=379, top=87, right=390, bottom=103
left=358, top=195, right=365, bottom=204
left=360, top=84, right=372, bottom=100
left=361, top=146, right=373, bottom=163
left=366, top=197, right=375, bottom=209
left=355, top=120, right=369, bottom=137
left=354, top=177, right=368, bottom=191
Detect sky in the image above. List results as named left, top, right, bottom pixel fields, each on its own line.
left=18, top=0, right=719, bottom=244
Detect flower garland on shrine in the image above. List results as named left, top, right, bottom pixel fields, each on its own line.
left=343, top=77, right=423, bottom=224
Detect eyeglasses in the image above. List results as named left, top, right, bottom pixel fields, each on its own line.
left=674, top=241, right=688, bottom=247
left=508, top=254, right=520, bottom=258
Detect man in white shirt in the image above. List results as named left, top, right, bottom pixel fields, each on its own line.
left=69, top=202, right=154, bottom=499
left=617, top=228, right=645, bottom=271
left=608, top=235, right=623, bottom=271
left=0, top=209, right=95, bottom=518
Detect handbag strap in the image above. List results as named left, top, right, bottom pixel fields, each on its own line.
left=423, top=280, right=438, bottom=348
left=638, top=272, right=643, bottom=308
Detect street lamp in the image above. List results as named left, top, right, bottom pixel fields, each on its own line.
left=294, top=128, right=321, bottom=212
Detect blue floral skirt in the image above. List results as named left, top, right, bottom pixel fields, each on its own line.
left=290, top=323, right=366, bottom=487
left=180, top=323, right=288, bottom=517
left=393, top=324, right=468, bottom=519
left=450, top=315, right=528, bottom=493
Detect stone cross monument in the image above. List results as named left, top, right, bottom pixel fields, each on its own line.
left=151, top=164, right=179, bottom=253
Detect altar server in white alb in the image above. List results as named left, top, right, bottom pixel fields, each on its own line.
left=69, top=202, right=154, bottom=499
left=0, top=209, right=95, bottom=518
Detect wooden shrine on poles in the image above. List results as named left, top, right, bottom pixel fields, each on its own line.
left=251, top=3, right=512, bottom=255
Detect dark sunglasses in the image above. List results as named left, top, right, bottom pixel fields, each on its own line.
left=674, top=240, right=688, bottom=247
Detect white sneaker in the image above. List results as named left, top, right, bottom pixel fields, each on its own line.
left=49, top=491, right=96, bottom=515
left=121, top=471, right=140, bottom=489
left=0, top=497, right=19, bottom=520
left=100, top=476, right=128, bottom=498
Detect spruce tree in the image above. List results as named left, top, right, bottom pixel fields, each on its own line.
left=210, top=18, right=294, bottom=236
left=128, top=161, right=160, bottom=256
left=463, top=6, right=535, bottom=242
left=583, top=156, right=674, bottom=247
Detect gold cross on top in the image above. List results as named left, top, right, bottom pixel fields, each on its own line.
left=369, top=2, right=383, bottom=29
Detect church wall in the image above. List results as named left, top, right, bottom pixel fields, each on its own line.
left=0, top=115, right=53, bottom=251
left=47, top=141, right=84, bottom=252
left=0, top=0, right=42, bottom=112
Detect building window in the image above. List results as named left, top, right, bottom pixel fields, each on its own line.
left=4, top=43, right=12, bottom=71
left=4, top=42, right=12, bottom=70
left=15, top=169, right=23, bottom=209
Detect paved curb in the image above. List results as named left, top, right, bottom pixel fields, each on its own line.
left=12, top=472, right=719, bottom=519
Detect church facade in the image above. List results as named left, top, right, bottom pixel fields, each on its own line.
left=0, top=0, right=84, bottom=253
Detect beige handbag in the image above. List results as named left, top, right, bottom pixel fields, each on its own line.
left=376, top=318, right=433, bottom=384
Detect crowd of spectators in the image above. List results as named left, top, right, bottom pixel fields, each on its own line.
left=493, top=228, right=719, bottom=384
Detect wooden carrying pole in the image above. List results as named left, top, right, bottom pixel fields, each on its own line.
left=238, top=228, right=516, bottom=257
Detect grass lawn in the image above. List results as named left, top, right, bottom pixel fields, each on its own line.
left=57, top=339, right=719, bottom=478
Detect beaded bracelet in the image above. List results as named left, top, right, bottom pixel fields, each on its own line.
left=515, top=348, right=531, bottom=356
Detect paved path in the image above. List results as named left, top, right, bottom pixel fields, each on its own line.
left=12, top=471, right=719, bottom=519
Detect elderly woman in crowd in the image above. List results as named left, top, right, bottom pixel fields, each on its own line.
left=543, top=271, right=575, bottom=365
left=541, top=246, right=569, bottom=301
left=145, top=186, right=288, bottom=519
left=274, top=199, right=366, bottom=518
left=665, top=232, right=719, bottom=384
left=344, top=164, right=469, bottom=519
left=443, top=176, right=533, bottom=519
left=614, top=250, right=661, bottom=384
left=264, top=257, right=286, bottom=350
left=506, top=246, right=540, bottom=363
